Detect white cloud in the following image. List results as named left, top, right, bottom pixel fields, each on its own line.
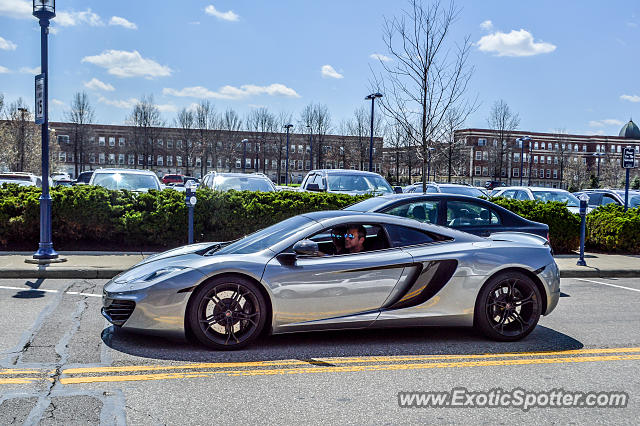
left=52, top=99, right=65, bottom=107
left=56, top=9, right=104, bottom=27
left=0, top=65, right=10, bottom=73
left=156, top=104, right=177, bottom=113
left=84, top=78, right=115, bottom=91
left=477, top=29, right=556, bottom=57
left=0, top=36, right=17, bottom=51
left=109, top=16, right=137, bottom=30
left=370, top=53, right=391, bottom=62
left=0, top=0, right=31, bottom=19
left=82, top=50, right=172, bottom=79
left=321, top=64, right=343, bottom=79
left=204, top=5, right=239, bottom=22
left=20, top=66, right=39, bottom=74
left=163, top=83, right=300, bottom=100
left=98, top=96, right=138, bottom=109
left=480, top=20, right=493, bottom=31
left=621, top=94, right=640, bottom=103
left=589, top=119, right=624, bottom=127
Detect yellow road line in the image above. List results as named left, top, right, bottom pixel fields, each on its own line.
left=0, top=370, right=40, bottom=375
left=59, top=354, right=640, bottom=384
left=0, top=377, right=53, bottom=384
left=62, top=346, right=640, bottom=375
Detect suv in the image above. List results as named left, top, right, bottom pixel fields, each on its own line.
left=75, top=171, right=94, bottom=185
left=300, top=169, right=396, bottom=196
left=485, top=180, right=507, bottom=190
left=162, top=174, right=184, bottom=185
left=491, top=186, right=584, bottom=214
left=203, top=172, right=276, bottom=192
left=404, top=182, right=485, bottom=197
left=573, top=189, right=640, bottom=209
left=89, top=169, right=163, bottom=192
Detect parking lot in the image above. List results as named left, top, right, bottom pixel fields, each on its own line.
left=0, top=276, right=638, bottom=424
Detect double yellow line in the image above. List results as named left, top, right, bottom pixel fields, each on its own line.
left=2, top=347, right=640, bottom=385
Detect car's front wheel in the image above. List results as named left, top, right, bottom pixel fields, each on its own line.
left=474, top=271, right=542, bottom=341
left=188, top=276, right=267, bottom=350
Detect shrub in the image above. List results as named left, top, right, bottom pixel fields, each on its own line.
left=586, top=204, right=640, bottom=253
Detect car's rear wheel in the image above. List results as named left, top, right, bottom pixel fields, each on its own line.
left=474, top=271, right=542, bottom=341
left=188, top=276, right=267, bottom=350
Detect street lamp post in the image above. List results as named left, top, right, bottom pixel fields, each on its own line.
left=241, top=139, right=248, bottom=173
left=284, top=124, right=293, bottom=185
left=18, top=107, right=28, bottom=172
left=32, top=0, right=58, bottom=261
left=517, top=136, right=531, bottom=186
left=593, top=152, right=605, bottom=178
left=307, top=124, right=313, bottom=171
left=365, top=93, right=383, bottom=172
left=426, top=147, right=435, bottom=191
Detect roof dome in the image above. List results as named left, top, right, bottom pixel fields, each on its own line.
left=619, top=119, right=640, bottom=139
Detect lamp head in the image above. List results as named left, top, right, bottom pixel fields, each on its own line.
left=33, top=0, right=55, bottom=19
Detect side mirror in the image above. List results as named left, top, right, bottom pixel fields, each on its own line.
left=393, top=186, right=403, bottom=194
left=306, top=183, right=321, bottom=192
left=293, top=239, right=319, bottom=256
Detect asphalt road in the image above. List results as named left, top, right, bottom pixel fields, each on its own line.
left=0, top=277, right=639, bottom=424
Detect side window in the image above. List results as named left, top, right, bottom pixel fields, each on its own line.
left=426, top=185, right=438, bottom=193
left=500, top=190, right=517, bottom=199
left=306, top=224, right=389, bottom=255
left=515, top=190, right=530, bottom=201
left=384, top=200, right=439, bottom=224
left=602, top=195, right=618, bottom=205
left=384, top=224, right=451, bottom=248
left=447, top=201, right=501, bottom=227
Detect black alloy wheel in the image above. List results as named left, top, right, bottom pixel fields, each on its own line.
left=189, top=276, right=267, bottom=350
left=474, top=271, right=542, bottom=341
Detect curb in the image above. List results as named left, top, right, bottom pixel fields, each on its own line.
left=560, top=270, right=640, bottom=279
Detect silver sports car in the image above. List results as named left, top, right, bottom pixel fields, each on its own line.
left=102, top=211, right=560, bottom=350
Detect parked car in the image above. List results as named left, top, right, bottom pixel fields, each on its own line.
left=203, top=172, right=276, bottom=192
left=53, top=179, right=74, bottom=187
left=75, top=171, right=94, bottom=185
left=485, top=180, right=507, bottom=190
left=0, top=172, right=43, bottom=187
left=404, top=182, right=486, bottom=198
left=89, top=169, right=163, bottom=192
left=300, top=169, right=397, bottom=195
left=162, top=174, right=184, bottom=185
left=102, top=210, right=559, bottom=349
left=491, top=186, right=585, bottom=214
left=573, top=189, right=640, bottom=209
left=345, top=193, right=549, bottom=239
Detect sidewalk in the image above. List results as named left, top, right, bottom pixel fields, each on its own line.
left=0, top=251, right=638, bottom=279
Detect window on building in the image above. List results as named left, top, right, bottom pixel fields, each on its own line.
left=583, top=145, right=587, bottom=152
left=128, top=154, right=135, bottom=165
left=99, top=153, right=105, bottom=164
left=513, top=153, right=520, bottom=162
left=196, top=157, right=201, bottom=167
left=475, top=151, right=482, bottom=160
left=176, top=156, right=182, bottom=167
left=158, top=139, right=163, bottom=147
left=235, top=158, right=241, bottom=169
left=305, top=160, right=311, bottom=170
left=138, top=155, right=144, bottom=166
left=501, top=168, right=506, bottom=177
left=540, top=142, right=545, bottom=150
left=148, top=155, right=153, bottom=166
left=177, top=140, right=183, bottom=148
left=554, top=157, right=558, bottom=165
left=59, top=152, right=66, bottom=162
left=89, top=153, right=95, bottom=164
left=482, top=151, right=488, bottom=161
left=582, top=158, right=586, bottom=165
left=478, top=138, right=486, bottom=146
left=547, top=156, right=552, bottom=164
left=119, top=137, right=125, bottom=146
left=109, top=154, right=115, bottom=164
left=513, top=168, right=519, bottom=177
left=109, top=137, right=115, bottom=147
left=57, top=135, right=70, bottom=144
left=291, top=145, right=296, bottom=153
left=482, top=167, right=488, bottom=176
left=89, top=137, right=95, bottom=145
left=534, top=155, right=538, bottom=164
left=533, top=169, right=538, bottom=177
left=245, top=158, right=251, bottom=167
left=118, top=154, right=124, bottom=165
left=167, top=156, right=173, bottom=166
left=157, top=155, right=163, bottom=166
left=99, top=137, right=105, bottom=146
left=167, top=140, right=173, bottom=148
left=68, top=153, right=74, bottom=163
left=553, top=170, right=558, bottom=179
left=475, top=166, right=481, bottom=176
left=546, top=169, right=551, bottom=178
left=534, top=142, right=539, bottom=149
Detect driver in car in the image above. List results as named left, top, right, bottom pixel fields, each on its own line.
left=344, top=225, right=366, bottom=254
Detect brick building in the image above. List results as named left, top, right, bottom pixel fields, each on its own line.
left=49, top=122, right=383, bottom=183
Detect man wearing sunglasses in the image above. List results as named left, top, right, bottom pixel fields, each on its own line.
left=344, top=224, right=366, bottom=254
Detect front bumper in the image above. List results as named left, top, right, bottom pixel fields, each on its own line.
left=538, top=260, right=560, bottom=315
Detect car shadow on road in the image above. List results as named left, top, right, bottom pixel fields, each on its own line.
left=102, top=325, right=583, bottom=363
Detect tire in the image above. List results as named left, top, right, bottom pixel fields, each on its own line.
left=188, top=276, right=267, bottom=350
left=474, top=271, right=542, bottom=341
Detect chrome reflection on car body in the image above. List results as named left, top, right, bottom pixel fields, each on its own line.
left=102, top=211, right=560, bottom=343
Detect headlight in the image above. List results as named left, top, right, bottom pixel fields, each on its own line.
left=125, top=266, right=187, bottom=283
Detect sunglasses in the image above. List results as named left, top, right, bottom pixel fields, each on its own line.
left=344, top=233, right=357, bottom=239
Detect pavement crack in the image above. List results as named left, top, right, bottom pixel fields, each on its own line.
left=301, top=358, right=336, bottom=367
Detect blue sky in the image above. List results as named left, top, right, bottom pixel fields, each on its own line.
left=1, top=0, right=639, bottom=136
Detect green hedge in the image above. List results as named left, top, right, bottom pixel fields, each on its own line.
left=586, top=204, right=640, bottom=253
left=0, top=185, right=367, bottom=249
left=489, top=197, right=580, bottom=253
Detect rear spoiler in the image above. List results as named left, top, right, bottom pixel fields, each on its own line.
left=486, top=232, right=550, bottom=247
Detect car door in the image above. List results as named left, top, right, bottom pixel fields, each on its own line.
left=381, top=198, right=441, bottom=225
left=263, top=224, right=412, bottom=331
left=444, top=199, right=502, bottom=237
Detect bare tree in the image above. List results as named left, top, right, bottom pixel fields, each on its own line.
left=66, top=92, right=94, bottom=177
left=384, top=120, right=405, bottom=184
left=486, top=99, right=520, bottom=182
left=300, top=103, right=332, bottom=168
left=195, top=101, right=218, bottom=175
left=436, top=107, right=468, bottom=182
left=0, top=99, right=39, bottom=172
left=175, top=107, right=195, bottom=176
left=246, top=107, right=275, bottom=173
left=219, top=108, right=242, bottom=171
left=273, top=112, right=293, bottom=184
left=347, top=107, right=369, bottom=170
left=126, top=95, right=165, bottom=170
left=373, top=0, right=475, bottom=192
left=564, top=156, right=590, bottom=192
left=553, top=129, right=570, bottom=189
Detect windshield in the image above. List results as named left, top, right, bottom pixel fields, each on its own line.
left=215, top=215, right=313, bottom=255
left=213, top=176, right=275, bottom=192
left=327, top=174, right=393, bottom=193
left=616, top=192, right=640, bottom=208
left=438, top=186, right=485, bottom=197
left=92, top=173, right=159, bottom=191
left=532, top=190, right=579, bottom=207
left=0, top=175, right=31, bottom=182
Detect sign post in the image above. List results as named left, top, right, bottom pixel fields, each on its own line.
left=35, top=74, right=45, bottom=125
left=622, top=147, right=636, bottom=211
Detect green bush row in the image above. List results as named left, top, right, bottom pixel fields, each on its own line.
left=0, top=185, right=367, bottom=249
left=585, top=204, right=640, bottom=253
